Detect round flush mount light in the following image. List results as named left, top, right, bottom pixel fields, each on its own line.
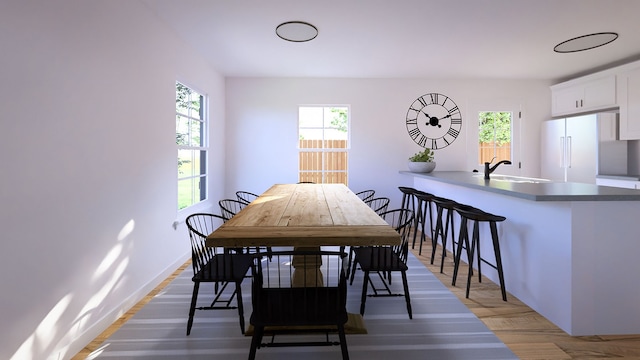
left=276, top=21, right=318, bottom=42
left=554, top=32, right=618, bottom=53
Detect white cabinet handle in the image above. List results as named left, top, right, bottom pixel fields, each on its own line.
left=560, top=136, right=565, bottom=167
left=566, top=136, right=572, bottom=168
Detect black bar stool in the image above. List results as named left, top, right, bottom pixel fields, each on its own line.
left=452, top=203, right=508, bottom=301
left=430, top=196, right=458, bottom=273
left=414, top=191, right=435, bottom=255
left=398, top=186, right=419, bottom=244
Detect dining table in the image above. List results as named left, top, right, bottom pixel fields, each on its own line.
left=206, top=183, right=401, bottom=249
left=207, top=183, right=401, bottom=284
left=206, top=183, right=401, bottom=333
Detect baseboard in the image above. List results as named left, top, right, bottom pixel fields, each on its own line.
left=57, top=252, right=190, bottom=360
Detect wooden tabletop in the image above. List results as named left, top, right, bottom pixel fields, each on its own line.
left=206, top=184, right=401, bottom=247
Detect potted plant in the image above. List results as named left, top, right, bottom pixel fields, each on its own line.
left=407, top=148, right=436, bottom=173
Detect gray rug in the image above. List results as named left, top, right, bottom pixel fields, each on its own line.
left=87, top=249, right=518, bottom=359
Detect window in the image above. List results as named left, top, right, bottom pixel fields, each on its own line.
left=478, top=111, right=513, bottom=164
left=176, top=82, right=207, bottom=210
left=298, top=106, right=349, bottom=184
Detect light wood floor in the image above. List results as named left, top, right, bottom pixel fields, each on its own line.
left=73, top=242, right=640, bottom=360
left=411, top=240, right=640, bottom=360
left=72, top=261, right=190, bottom=360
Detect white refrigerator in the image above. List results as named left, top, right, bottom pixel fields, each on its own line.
left=541, top=114, right=598, bottom=183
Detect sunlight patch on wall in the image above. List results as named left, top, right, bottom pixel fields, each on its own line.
left=10, top=294, right=73, bottom=360
left=92, top=220, right=134, bottom=280
left=117, top=219, right=135, bottom=242
left=11, top=219, right=137, bottom=360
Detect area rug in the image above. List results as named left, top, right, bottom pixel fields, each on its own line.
left=244, top=313, right=367, bottom=336
left=85, top=250, right=518, bottom=359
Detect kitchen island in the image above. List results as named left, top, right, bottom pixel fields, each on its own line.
left=400, top=171, right=640, bottom=336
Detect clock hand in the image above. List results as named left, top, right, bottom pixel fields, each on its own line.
left=422, top=110, right=440, bottom=127
left=425, top=114, right=442, bottom=128
left=439, top=114, right=452, bottom=120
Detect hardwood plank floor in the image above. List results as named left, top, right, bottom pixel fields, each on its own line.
left=72, top=261, right=190, bottom=360
left=73, top=250, right=516, bottom=359
left=410, top=239, right=640, bottom=359
left=73, top=240, right=640, bottom=360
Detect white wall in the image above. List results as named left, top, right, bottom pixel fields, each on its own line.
left=0, top=1, right=554, bottom=358
left=225, top=78, right=551, bottom=208
left=0, top=1, right=225, bottom=359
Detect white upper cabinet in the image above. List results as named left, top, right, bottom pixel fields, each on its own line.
left=617, top=65, right=640, bottom=140
left=551, top=75, right=616, bottom=116
left=550, top=59, right=640, bottom=140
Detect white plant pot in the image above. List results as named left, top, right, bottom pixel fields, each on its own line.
left=407, top=161, right=436, bottom=173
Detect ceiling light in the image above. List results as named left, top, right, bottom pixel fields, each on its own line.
left=554, top=32, right=618, bottom=53
left=276, top=21, right=318, bottom=42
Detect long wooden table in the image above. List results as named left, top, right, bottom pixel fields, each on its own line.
left=208, top=184, right=400, bottom=334
left=206, top=183, right=401, bottom=248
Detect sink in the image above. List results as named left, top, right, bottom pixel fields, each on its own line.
left=473, top=173, right=551, bottom=184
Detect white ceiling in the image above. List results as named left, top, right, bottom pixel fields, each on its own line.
left=141, top=0, right=640, bottom=82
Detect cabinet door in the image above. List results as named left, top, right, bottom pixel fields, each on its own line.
left=552, top=86, right=583, bottom=116
left=551, top=75, right=616, bottom=116
left=566, top=115, right=597, bottom=184
left=583, top=76, right=616, bottom=110
left=618, top=67, right=640, bottom=140
left=598, top=112, right=618, bottom=141
left=541, top=119, right=566, bottom=182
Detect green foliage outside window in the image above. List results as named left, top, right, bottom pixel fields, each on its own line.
left=479, top=111, right=511, bottom=145
left=176, top=82, right=207, bottom=210
left=330, top=107, right=348, bottom=133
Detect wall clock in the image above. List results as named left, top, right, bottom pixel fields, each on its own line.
left=405, top=93, right=462, bottom=149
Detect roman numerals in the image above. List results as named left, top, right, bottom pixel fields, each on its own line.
left=447, top=127, right=460, bottom=138
left=408, top=127, right=421, bottom=138
left=417, top=135, right=428, bottom=147
left=416, top=93, right=450, bottom=107
left=406, top=93, right=462, bottom=149
left=406, top=124, right=460, bottom=150
left=406, top=125, right=428, bottom=147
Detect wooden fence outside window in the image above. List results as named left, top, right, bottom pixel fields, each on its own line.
left=479, top=142, right=511, bottom=164
left=299, top=140, right=348, bottom=185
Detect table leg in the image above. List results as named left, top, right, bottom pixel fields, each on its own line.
left=291, top=246, right=323, bottom=287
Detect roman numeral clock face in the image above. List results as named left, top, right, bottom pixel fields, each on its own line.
left=405, top=93, right=462, bottom=149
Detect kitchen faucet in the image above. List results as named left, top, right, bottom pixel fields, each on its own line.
left=484, top=157, right=512, bottom=179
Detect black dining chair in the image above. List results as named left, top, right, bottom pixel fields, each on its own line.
left=185, top=213, right=254, bottom=335
left=219, top=198, right=271, bottom=255
left=364, top=197, right=390, bottom=216
left=236, top=190, right=259, bottom=205
left=345, top=197, right=390, bottom=278
left=218, top=199, right=247, bottom=222
left=354, top=189, right=375, bottom=202
left=349, top=208, right=414, bottom=319
left=248, top=249, right=349, bottom=360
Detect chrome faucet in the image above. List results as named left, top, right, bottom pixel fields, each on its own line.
left=484, top=158, right=512, bottom=179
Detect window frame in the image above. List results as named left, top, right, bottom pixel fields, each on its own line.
left=478, top=111, right=513, bottom=164
left=176, top=81, right=208, bottom=211
left=297, top=105, right=350, bottom=185
left=467, top=99, right=521, bottom=176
